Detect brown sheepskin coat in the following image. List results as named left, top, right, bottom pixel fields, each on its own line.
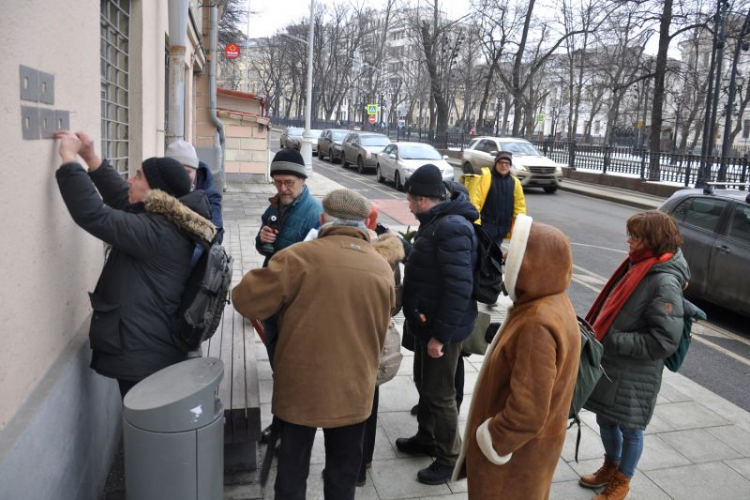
left=453, top=216, right=580, bottom=500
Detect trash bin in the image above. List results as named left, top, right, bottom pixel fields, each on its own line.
left=123, top=357, right=224, bottom=500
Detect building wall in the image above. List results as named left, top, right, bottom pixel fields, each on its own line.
left=0, top=1, right=207, bottom=498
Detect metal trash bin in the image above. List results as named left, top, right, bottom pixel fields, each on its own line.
left=123, top=357, right=224, bottom=500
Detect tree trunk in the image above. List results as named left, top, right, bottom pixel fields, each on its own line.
left=647, top=0, right=673, bottom=180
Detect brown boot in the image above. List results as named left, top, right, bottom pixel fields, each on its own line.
left=592, top=471, right=631, bottom=500
left=579, top=456, right=620, bottom=489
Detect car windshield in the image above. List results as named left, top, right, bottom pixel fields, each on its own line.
left=332, top=131, right=348, bottom=141
left=309, top=129, right=322, bottom=138
left=399, top=144, right=442, bottom=160
left=287, top=128, right=304, bottom=136
left=498, top=141, right=542, bottom=157
left=361, top=136, right=390, bottom=147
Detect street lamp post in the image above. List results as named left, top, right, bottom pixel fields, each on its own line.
left=299, top=0, right=315, bottom=173
left=719, top=8, right=750, bottom=180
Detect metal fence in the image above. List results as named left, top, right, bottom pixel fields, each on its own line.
left=271, top=118, right=749, bottom=187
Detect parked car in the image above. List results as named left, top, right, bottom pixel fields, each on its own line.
left=461, top=137, right=563, bottom=193
left=280, top=127, right=304, bottom=149
left=340, top=132, right=391, bottom=173
left=375, top=142, right=454, bottom=191
left=318, top=129, right=349, bottom=162
left=659, top=186, right=750, bottom=316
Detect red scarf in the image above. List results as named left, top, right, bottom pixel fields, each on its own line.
left=586, top=248, right=674, bottom=341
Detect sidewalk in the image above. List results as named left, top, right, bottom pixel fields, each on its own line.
left=222, top=173, right=750, bottom=500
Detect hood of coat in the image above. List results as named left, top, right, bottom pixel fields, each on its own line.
left=372, top=232, right=405, bottom=265
left=504, top=214, right=572, bottom=304
left=144, top=189, right=217, bottom=243
left=649, top=248, right=690, bottom=287
left=418, top=191, right=479, bottom=224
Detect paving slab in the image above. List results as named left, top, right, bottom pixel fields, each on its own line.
left=725, top=457, right=750, bottom=481
left=645, top=462, right=750, bottom=500
left=653, top=401, right=730, bottom=430
left=370, top=457, right=449, bottom=500
left=707, top=424, right=750, bottom=457
left=635, top=434, right=692, bottom=471
left=659, top=428, right=742, bottom=463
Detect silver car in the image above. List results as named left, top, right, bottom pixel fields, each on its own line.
left=318, top=129, right=349, bottom=162
left=461, top=137, right=563, bottom=193
left=280, top=127, right=304, bottom=149
left=340, top=132, right=391, bottom=173
left=660, top=186, right=750, bottom=316
left=375, top=142, right=454, bottom=191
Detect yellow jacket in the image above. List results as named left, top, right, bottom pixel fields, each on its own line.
left=463, top=167, right=526, bottom=239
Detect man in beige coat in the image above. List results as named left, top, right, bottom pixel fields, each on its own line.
left=233, top=189, right=395, bottom=500
left=453, top=214, right=580, bottom=499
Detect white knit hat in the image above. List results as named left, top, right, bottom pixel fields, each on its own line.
left=165, top=140, right=199, bottom=169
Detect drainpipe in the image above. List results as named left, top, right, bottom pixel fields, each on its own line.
left=167, top=0, right=189, bottom=142
left=210, top=3, right=227, bottom=192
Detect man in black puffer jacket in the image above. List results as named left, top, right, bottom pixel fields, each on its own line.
left=396, top=164, right=479, bottom=485
left=54, top=131, right=216, bottom=398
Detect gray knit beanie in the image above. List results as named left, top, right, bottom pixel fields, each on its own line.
left=271, top=148, right=307, bottom=178
left=165, top=139, right=199, bottom=169
left=323, top=189, right=371, bottom=221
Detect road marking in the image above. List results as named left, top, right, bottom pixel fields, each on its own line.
left=692, top=335, right=750, bottom=367
left=570, top=242, right=628, bottom=254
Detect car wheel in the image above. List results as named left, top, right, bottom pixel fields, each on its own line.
left=376, top=165, right=385, bottom=183
left=462, top=162, right=474, bottom=175
left=395, top=171, right=404, bottom=192
left=544, top=186, right=558, bottom=194
left=319, top=148, right=326, bottom=161
left=357, top=156, right=366, bottom=174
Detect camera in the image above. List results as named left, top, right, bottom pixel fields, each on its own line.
left=375, top=222, right=389, bottom=236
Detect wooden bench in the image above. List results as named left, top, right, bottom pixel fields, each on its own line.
left=203, top=301, right=262, bottom=470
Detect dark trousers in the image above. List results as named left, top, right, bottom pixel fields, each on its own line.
left=360, top=386, right=379, bottom=478
left=413, top=351, right=464, bottom=413
left=275, top=419, right=366, bottom=500
left=414, top=338, right=463, bottom=466
left=117, top=379, right=139, bottom=399
left=483, top=222, right=510, bottom=246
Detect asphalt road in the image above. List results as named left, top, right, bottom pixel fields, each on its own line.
left=272, top=131, right=750, bottom=413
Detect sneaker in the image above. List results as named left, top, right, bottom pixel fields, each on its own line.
left=260, top=424, right=273, bottom=444
left=395, top=436, right=435, bottom=456
left=592, top=470, right=630, bottom=500
left=417, top=461, right=454, bottom=485
left=579, top=456, right=620, bottom=489
left=410, top=404, right=419, bottom=416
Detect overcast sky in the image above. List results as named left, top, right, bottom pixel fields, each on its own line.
left=245, top=0, right=472, bottom=39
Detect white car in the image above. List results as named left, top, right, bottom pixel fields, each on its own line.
left=375, top=142, right=454, bottom=191
left=461, top=137, right=563, bottom=193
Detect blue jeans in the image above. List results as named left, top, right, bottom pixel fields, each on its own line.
left=596, top=414, right=644, bottom=478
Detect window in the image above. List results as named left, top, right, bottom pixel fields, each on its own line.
left=672, top=197, right=728, bottom=232
left=743, top=120, right=750, bottom=140
left=594, top=121, right=601, bottom=135
left=478, top=140, right=496, bottom=153
left=728, top=204, right=750, bottom=245
left=101, top=0, right=131, bottom=175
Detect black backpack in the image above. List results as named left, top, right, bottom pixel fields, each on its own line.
left=173, top=230, right=233, bottom=352
left=472, top=223, right=504, bottom=304
left=568, top=316, right=605, bottom=461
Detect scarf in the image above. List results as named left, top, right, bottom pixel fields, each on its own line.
left=586, top=248, right=674, bottom=341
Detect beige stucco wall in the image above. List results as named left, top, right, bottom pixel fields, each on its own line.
left=0, top=1, right=103, bottom=430
left=0, top=0, right=207, bottom=432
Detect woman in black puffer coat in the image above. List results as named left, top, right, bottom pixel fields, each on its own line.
left=580, top=211, right=689, bottom=500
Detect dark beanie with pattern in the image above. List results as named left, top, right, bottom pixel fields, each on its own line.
left=404, top=164, right=446, bottom=198
left=271, top=148, right=307, bottom=178
left=142, top=157, right=192, bottom=198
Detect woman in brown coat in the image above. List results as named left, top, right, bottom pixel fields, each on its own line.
left=452, top=214, right=581, bottom=499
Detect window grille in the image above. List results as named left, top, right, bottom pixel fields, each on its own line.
left=100, top=0, right=130, bottom=174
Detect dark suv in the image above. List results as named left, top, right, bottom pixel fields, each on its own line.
left=660, top=185, right=750, bottom=316
left=318, top=129, right=349, bottom=163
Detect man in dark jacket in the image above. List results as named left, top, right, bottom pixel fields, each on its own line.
left=396, top=164, right=479, bottom=485
left=165, top=139, right=223, bottom=236
left=54, top=131, right=216, bottom=398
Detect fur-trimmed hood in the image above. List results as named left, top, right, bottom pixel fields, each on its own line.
left=144, top=189, right=217, bottom=243
left=372, top=232, right=405, bottom=265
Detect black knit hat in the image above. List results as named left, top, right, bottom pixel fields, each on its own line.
left=142, top=157, right=192, bottom=198
left=495, top=151, right=513, bottom=164
left=271, top=148, right=307, bottom=178
left=404, top=164, right=446, bottom=198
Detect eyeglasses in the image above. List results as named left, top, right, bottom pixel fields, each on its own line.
left=272, top=179, right=299, bottom=189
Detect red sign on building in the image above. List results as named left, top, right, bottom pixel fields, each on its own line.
left=225, top=43, right=241, bottom=60
left=368, top=115, right=377, bottom=124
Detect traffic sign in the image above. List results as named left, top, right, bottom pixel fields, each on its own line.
left=368, top=115, right=377, bottom=124
left=367, top=104, right=378, bottom=115
left=225, top=43, right=241, bottom=60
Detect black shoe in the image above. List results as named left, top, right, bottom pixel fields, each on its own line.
left=357, top=469, right=367, bottom=487
left=410, top=404, right=419, bottom=416
left=395, top=436, right=435, bottom=456
left=260, top=424, right=273, bottom=444
left=417, top=461, right=454, bottom=485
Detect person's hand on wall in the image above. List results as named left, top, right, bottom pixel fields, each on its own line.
left=54, top=130, right=102, bottom=171
left=75, top=132, right=102, bottom=171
